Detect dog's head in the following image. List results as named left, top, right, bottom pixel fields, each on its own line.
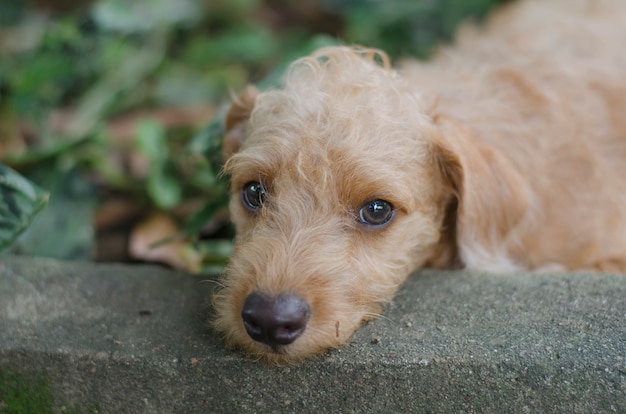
left=212, top=46, right=513, bottom=363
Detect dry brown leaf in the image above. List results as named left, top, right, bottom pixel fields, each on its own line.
left=94, top=197, right=143, bottom=231
left=129, top=212, right=201, bottom=273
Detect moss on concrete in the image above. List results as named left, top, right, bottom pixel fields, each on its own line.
left=0, top=368, right=54, bottom=414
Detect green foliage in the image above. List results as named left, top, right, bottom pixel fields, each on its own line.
left=0, top=0, right=504, bottom=265
left=336, top=0, right=502, bottom=58
left=7, top=163, right=98, bottom=260
left=92, top=0, right=202, bottom=33
left=188, top=25, right=279, bottom=66
left=1, top=19, right=93, bottom=121
left=136, top=120, right=182, bottom=209
left=0, top=164, right=49, bottom=253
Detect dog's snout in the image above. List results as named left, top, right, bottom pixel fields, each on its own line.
left=242, top=292, right=310, bottom=348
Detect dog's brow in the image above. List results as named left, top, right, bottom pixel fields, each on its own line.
left=336, top=163, right=412, bottom=212
left=225, top=150, right=280, bottom=185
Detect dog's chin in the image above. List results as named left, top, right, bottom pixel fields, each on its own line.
left=229, top=336, right=325, bottom=366
left=221, top=316, right=364, bottom=365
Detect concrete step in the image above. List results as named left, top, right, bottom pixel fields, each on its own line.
left=1, top=255, right=625, bottom=413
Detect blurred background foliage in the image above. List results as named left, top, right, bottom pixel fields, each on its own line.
left=0, top=0, right=502, bottom=272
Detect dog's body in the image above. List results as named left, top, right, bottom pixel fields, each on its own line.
left=214, top=0, right=626, bottom=363
left=404, top=0, right=626, bottom=273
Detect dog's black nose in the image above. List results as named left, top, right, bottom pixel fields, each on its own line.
left=241, top=292, right=310, bottom=349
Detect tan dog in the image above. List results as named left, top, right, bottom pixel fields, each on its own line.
left=213, top=0, right=626, bottom=364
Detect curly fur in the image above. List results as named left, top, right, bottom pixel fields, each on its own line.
left=214, top=0, right=626, bottom=364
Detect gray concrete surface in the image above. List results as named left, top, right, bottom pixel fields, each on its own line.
left=0, top=255, right=624, bottom=413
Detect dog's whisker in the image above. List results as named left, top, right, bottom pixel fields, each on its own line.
left=198, top=279, right=225, bottom=288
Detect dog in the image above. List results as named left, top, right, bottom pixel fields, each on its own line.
left=213, top=0, right=626, bottom=364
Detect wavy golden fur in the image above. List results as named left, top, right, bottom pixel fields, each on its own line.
left=214, top=0, right=626, bottom=364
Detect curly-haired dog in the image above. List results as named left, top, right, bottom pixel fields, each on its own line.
left=213, top=0, right=626, bottom=364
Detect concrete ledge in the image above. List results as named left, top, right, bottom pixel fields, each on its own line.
left=1, top=255, right=624, bottom=413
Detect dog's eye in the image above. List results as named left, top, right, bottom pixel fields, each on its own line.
left=241, top=181, right=266, bottom=211
left=358, top=199, right=394, bottom=226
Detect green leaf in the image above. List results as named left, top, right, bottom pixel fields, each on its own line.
left=184, top=193, right=229, bottom=236
left=188, top=112, right=225, bottom=167
left=197, top=25, right=278, bottom=66
left=7, top=167, right=96, bottom=260
left=92, top=0, right=202, bottom=33
left=198, top=238, right=234, bottom=274
left=62, top=31, right=167, bottom=140
left=0, top=163, right=49, bottom=252
left=147, top=170, right=182, bottom=209
left=1, top=134, right=93, bottom=166
left=136, top=119, right=167, bottom=162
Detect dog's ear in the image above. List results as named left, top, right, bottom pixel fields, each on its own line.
left=432, top=115, right=531, bottom=268
left=426, top=131, right=463, bottom=268
left=222, top=85, right=258, bottom=162
left=433, top=135, right=463, bottom=198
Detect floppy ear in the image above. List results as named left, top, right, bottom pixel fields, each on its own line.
left=432, top=114, right=532, bottom=269
left=424, top=128, right=463, bottom=269
left=222, top=85, right=258, bottom=162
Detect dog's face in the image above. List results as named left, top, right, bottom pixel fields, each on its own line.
left=213, top=47, right=461, bottom=364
